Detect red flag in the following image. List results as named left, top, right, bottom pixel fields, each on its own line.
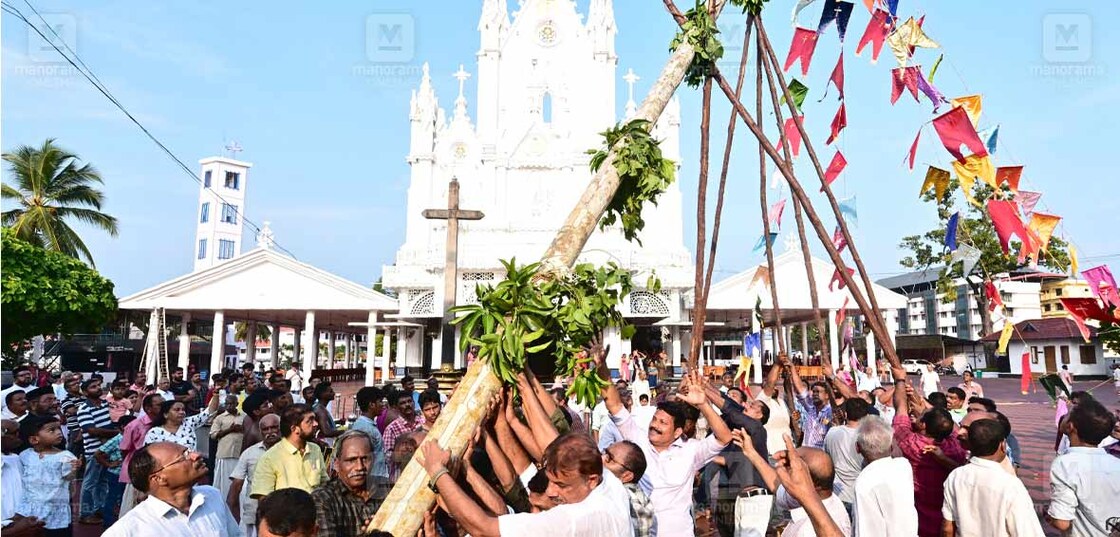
left=832, top=226, right=848, bottom=254
left=835, top=297, right=850, bottom=328
left=829, top=267, right=856, bottom=291
left=906, top=127, right=921, bottom=169
left=890, top=66, right=921, bottom=104
left=827, top=54, right=845, bottom=100
left=1061, top=297, right=1120, bottom=343
left=826, top=102, right=847, bottom=145
left=822, top=151, right=847, bottom=191
left=785, top=27, right=820, bottom=76
left=985, top=280, right=1003, bottom=312
left=932, top=106, right=988, bottom=162
left=995, top=166, right=1023, bottom=193
left=856, top=8, right=891, bottom=62
left=987, top=199, right=1034, bottom=256
left=769, top=199, right=787, bottom=228
left=1020, top=351, right=1031, bottom=395
left=783, top=116, right=804, bottom=157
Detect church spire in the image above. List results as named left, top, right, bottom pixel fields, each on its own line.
left=479, top=0, right=509, bottom=52
left=587, top=0, right=616, bottom=58
left=452, top=64, right=472, bottom=121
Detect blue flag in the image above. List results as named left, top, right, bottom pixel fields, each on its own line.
left=945, top=212, right=959, bottom=251
left=838, top=195, right=858, bottom=227
left=744, top=332, right=762, bottom=358
left=752, top=232, right=779, bottom=254
left=979, top=125, right=999, bottom=155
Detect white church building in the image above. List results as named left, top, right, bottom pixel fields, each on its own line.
left=381, top=0, right=695, bottom=373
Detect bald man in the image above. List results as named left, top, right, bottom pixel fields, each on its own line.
left=229, top=413, right=281, bottom=537
left=958, top=411, right=1016, bottom=475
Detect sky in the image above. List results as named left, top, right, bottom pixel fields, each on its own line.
left=2, top=0, right=1117, bottom=296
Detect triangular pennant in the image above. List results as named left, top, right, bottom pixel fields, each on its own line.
left=932, top=106, right=988, bottom=162
left=945, top=212, right=959, bottom=251
left=822, top=151, right=847, bottom=190
left=769, top=199, right=787, bottom=229
left=886, top=16, right=939, bottom=66
left=950, top=95, right=983, bottom=127
left=950, top=243, right=981, bottom=276
left=792, top=0, right=822, bottom=26
left=995, top=166, right=1022, bottom=193
left=832, top=226, right=848, bottom=254
left=884, top=0, right=900, bottom=19
left=826, top=102, right=847, bottom=145
left=838, top=195, right=858, bottom=226
left=915, top=68, right=949, bottom=111
left=1070, top=244, right=1079, bottom=277
left=821, top=54, right=845, bottom=101
left=855, top=8, right=891, bottom=63
left=783, top=116, right=804, bottom=157
left=1027, top=213, right=1061, bottom=252
left=978, top=125, right=999, bottom=155
left=817, top=0, right=856, bottom=41
left=835, top=302, right=848, bottom=330
left=987, top=199, right=1035, bottom=256
left=906, top=126, right=922, bottom=170
left=951, top=153, right=996, bottom=190
left=997, top=321, right=1014, bottom=354
left=985, top=280, right=1003, bottom=312
left=928, top=53, right=944, bottom=82
left=890, top=66, right=921, bottom=104
left=781, top=79, right=810, bottom=112
left=1082, top=265, right=1120, bottom=309
left=785, top=27, right=820, bottom=76
left=770, top=169, right=784, bottom=190
left=920, top=166, right=951, bottom=200
left=1014, top=190, right=1042, bottom=217
left=1062, top=296, right=1120, bottom=328
left=829, top=267, right=856, bottom=291
left=752, top=232, right=780, bottom=254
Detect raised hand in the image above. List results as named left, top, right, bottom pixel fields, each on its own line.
left=418, top=440, right=451, bottom=477
left=731, top=428, right=757, bottom=456
left=820, top=358, right=834, bottom=379
left=772, top=434, right=815, bottom=504
left=678, top=371, right=707, bottom=407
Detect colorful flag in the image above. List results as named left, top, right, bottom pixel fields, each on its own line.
left=951, top=244, right=981, bottom=276
left=818, top=0, right=856, bottom=41
left=928, top=53, right=944, bottom=82
left=979, top=125, right=999, bottom=155
left=835, top=298, right=849, bottom=328
left=783, top=116, right=804, bottom=157
left=884, top=0, right=900, bottom=19
left=1070, top=244, right=1079, bottom=276
left=997, top=321, right=1014, bottom=355
left=785, top=27, right=820, bottom=76
left=1082, top=265, right=1120, bottom=308
left=823, top=54, right=845, bottom=100
left=915, top=68, right=948, bottom=111
left=932, top=106, right=988, bottom=162
left=769, top=199, right=787, bottom=229
left=856, top=8, right=891, bottom=63
left=950, top=95, right=983, bottom=126
left=886, top=16, right=940, bottom=65
left=906, top=127, right=921, bottom=169
left=945, top=212, right=959, bottom=250
left=1020, top=351, right=1031, bottom=394
left=1015, top=190, right=1042, bottom=217
left=832, top=226, right=848, bottom=254
left=1061, top=297, right=1120, bottom=343
left=920, top=166, right=950, bottom=200
left=1027, top=213, right=1061, bottom=252
left=985, top=279, right=1003, bottom=312
left=988, top=199, right=1034, bottom=256
left=770, top=169, right=784, bottom=190
left=995, top=166, right=1022, bottom=193
left=890, top=66, right=921, bottom=104
left=829, top=266, right=856, bottom=291
left=826, top=102, right=847, bottom=145
left=780, top=79, right=810, bottom=112
left=952, top=153, right=996, bottom=189
left=753, top=232, right=780, bottom=254
left=792, top=0, right=821, bottom=26
left=822, top=151, right=847, bottom=190
left=838, top=195, right=858, bottom=226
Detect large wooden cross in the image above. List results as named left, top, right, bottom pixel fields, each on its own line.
left=422, top=177, right=484, bottom=373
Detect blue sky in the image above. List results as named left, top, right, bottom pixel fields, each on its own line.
left=3, top=0, right=1117, bottom=296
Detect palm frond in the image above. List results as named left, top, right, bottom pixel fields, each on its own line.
left=53, top=206, right=119, bottom=236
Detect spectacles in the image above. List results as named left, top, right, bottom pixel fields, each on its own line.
left=604, top=449, right=635, bottom=475
left=152, top=449, right=192, bottom=474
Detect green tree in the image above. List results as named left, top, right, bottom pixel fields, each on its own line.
left=2, top=139, right=119, bottom=266
left=900, top=181, right=1069, bottom=337
left=1100, top=322, right=1120, bottom=355
left=1, top=228, right=118, bottom=356
left=234, top=322, right=272, bottom=343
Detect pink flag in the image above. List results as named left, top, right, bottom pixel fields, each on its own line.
left=827, top=54, right=845, bottom=99
left=890, top=66, right=921, bottom=104
left=995, top=166, right=1023, bottom=193
left=932, top=106, right=988, bottom=163
left=829, top=267, right=856, bottom=291
left=783, top=116, right=804, bottom=157
left=826, top=102, right=847, bottom=145
left=1020, top=351, right=1031, bottom=395
left=832, top=226, right=848, bottom=254
left=856, top=8, right=891, bottom=62
left=987, top=199, right=1034, bottom=256
left=785, top=27, right=820, bottom=76
left=769, top=199, right=787, bottom=229
left=1015, top=190, right=1042, bottom=217
left=906, top=127, right=921, bottom=170
left=822, top=151, right=847, bottom=191
left=1082, top=265, right=1120, bottom=308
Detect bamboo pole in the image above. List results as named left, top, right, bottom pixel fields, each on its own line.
left=368, top=3, right=730, bottom=534
left=688, top=75, right=715, bottom=369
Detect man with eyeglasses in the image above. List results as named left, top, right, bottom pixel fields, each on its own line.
left=103, top=441, right=240, bottom=536
left=602, top=440, right=655, bottom=537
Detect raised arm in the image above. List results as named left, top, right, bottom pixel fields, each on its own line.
left=592, top=345, right=623, bottom=416
left=892, top=364, right=909, bottom=415
left=762, top=357, right=783, bottom=398
left=679, top=371, right=732, bottom=445
left=784, top=354, right=808, bottom=396
left=517, top=373, right=559, bottom=449
left=820, top=360, right=856, bottom=401
left=504, top=395, right=541, bottom=462
left=732, top=429, right=778, bottom=492
left=420, top=441, right=500, bottom=537
left=465, top=458, right=510, bottom=517
left=773, top=434, right=845, bottom=537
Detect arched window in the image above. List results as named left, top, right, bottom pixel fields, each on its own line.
left=542, top=92, right=553, bottom=123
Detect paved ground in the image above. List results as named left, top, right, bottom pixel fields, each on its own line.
left=74, top=375, right=1118, bottom=536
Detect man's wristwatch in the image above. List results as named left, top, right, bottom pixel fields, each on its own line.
left=429, top=467, right=450, bottom=492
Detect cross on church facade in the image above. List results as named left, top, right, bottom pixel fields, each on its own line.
left=422, top=177, right=484, bottom=372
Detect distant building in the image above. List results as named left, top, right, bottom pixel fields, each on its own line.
left=980, top=317, right=1110, bottom=377
left=194, top=157, right=252, bottom=272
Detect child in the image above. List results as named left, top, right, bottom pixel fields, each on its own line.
left=17, top=415, right=80, bottom=537
left=104, top=380, right=132, bottom=423
left=96, top=414, right=136, bottom=528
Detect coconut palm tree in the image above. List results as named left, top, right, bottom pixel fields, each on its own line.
left=2, top=139, right=119, bottom=266
left=234, top=322, right=272, bottom=343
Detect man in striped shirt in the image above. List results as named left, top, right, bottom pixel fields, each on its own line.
left=76, top=378, right=117, bottom=525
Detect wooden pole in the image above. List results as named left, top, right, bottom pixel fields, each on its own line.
left=756, top=28, right=786, bottom=358
left=688, top=76, right=714, bottom=369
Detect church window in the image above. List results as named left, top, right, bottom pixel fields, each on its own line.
left=197, top=239, right=207, bottom=259
left=629, top=291, right=670, bottom=316
left=200, top=202, right=209, bottom=223
left=542, top=92, right=553, bottom=123
left=225, top=171, right=240, bottom=190
left=218, top=239, right=235, bottom=260
left=204, top=170, right=212, bottom=187
left=221, top=203, right=238, bottom=224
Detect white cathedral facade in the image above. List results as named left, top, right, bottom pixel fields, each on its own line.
left=382, top=0, right=695, bottom=371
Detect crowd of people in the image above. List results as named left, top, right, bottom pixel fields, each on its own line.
left=1, top=352, right=1119, bottom=536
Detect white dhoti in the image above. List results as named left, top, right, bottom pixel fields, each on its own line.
left=214, top=458, right=238, bottom=501
left=735, top=494, right=774, bottom=537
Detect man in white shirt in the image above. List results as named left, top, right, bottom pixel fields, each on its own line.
left=1046, top=399, right=1120, bottom=536
left=590, top=398, right=610, bottom=444
left=942, top=419, right=1044, bottom=537
left=284, top=363, right=305, bottom=397
left=604, top=363, right=732, bottom=537
left=756, top=360, right=793, bottom=457
left=421, top=433, right=633, bottom=536
left=227, top=414, right=281, bottom=537
left=2, top=418, right=46, bottom=536
left=104, top=441, right=240, bottom=537
left=0, top=366, right=36, bottom=417
left=851, top=416, right=917, bottom=537
left=823, top=399, right=869, bottom=515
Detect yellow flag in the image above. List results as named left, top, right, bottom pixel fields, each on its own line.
left=951, top=95, right=983, bottom=127
left=920, top=166, right=951, bottom=200
left=952, top=153, right=996, bottom=189
left=734, top=355, right=752, bottom=383
left=887, top=17, right=940, bottom=66
left=997, top=321, right=1015, bottom=354
left=1070, top=244, right=1079, bottom=276
left=1027, top=213, right=1062, bottom=252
